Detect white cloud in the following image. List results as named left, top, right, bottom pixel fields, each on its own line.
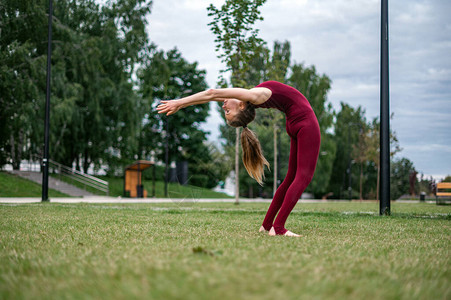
left=182, top=0, right=224, bottom=11
left=147, top=0, right=451, bottom=177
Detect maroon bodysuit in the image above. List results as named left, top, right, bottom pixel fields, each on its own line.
left=255, top=81, right=321, bottom=235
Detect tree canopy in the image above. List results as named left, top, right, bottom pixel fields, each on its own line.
left=0, top=0, right=224, bottom=187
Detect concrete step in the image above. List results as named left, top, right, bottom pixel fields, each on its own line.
left=9, top=170, right=94, bottom=197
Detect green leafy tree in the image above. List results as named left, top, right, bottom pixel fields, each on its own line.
left=207, top=0, right=267, bottom=201
left=328, top=103, right=366, bottom=199
left=57, top=0, right=152, bottom=172
left=417, top=173, right=436, bottom=196
left=352, top=123, right=368, bottom=200
left=362, top=118, right=380, bottom=199
left=0, top=0, right=48, bottom=168
left=391, top=157, right=416, bottom=200
left=0, top=0, right=152, bottom=173
left=361, top=116, right=402, bottom=200
left=138, top=48, right=219, bottom=186
left=207, top=0, right=267, bottom=88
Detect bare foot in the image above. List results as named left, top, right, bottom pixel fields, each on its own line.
left=259, top=226, right=269, bottom=233
left=269, top=227, right=302, bottom=237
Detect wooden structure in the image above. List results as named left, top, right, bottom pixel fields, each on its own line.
left=436, top=182, right=451, bottom=205
left=124, top=160, right=154, bottom=198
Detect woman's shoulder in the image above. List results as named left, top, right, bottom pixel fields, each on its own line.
left=252, top=81, right=285, bottom=105
left=256, top=81, right=294, bottom=93
left=256, top=81, right=303, bottom=97
left=249, top=86, right=272, bottom=105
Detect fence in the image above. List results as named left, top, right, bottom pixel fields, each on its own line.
left=20, top=156, right=109, bottom=196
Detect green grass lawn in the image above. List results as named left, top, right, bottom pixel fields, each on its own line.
left=0, top=172, right=68, bottom=197
left=0, top=202, right=449, bottom=299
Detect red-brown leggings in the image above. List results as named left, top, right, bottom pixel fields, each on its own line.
left=262, top=114, right=321, bottom=235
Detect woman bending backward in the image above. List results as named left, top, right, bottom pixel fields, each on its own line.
left=157, top=81, right=321, bottom=237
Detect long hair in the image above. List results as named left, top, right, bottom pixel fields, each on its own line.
left=228, top=103, right=270, bottom=185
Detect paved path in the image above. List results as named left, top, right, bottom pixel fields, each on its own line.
left=0, top=197, right=435, bottom=204
left=0, top=196, right=345, bottom=204
left=0, top=196, right=271, bottom=204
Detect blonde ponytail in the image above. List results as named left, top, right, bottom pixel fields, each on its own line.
left=241, top=127, right=270, bottom=186
left=228, top=102, right=270, bottom=185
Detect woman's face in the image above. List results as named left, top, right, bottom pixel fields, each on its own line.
left=222, top=99, right=244, bottom=122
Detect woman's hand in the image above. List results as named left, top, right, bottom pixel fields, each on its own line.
left=156, top=100, right=182, bottom=116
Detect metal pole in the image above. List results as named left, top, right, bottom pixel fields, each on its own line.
left=380, top=0, right=390, bottom=215
left=42, top=0, right=53, bottom=202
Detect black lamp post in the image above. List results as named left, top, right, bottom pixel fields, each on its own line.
left=42, top=0, right=53, bottom=202
left=380, top=0, right=390, bottom=215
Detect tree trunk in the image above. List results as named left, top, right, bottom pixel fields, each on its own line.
left=359, top=162, right=363, bottom=200
left=235, top=127, right=240, bottom=204
left=10, top=134, right=16, bottom=169
left=54, top=122, right=67, bottom=152
left=83, top=149, right=90, bottom=173
left=76, top=156, right=81, bottom=171
left=18, top=129, right=24, bottom=169
left=376, top=163, right=380, bottom=201
left=10, top=133, right=21, bottom=170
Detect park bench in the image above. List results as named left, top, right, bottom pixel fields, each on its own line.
left=435, top=182, right=451, bottom=205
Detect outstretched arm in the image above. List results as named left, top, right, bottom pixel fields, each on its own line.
left=156, top=89, right=219, bottom=116
left=156, top=87, right=271, bottom=116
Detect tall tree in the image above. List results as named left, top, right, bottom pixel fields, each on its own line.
left=390, top=157, right=416, bottom=200
left=328, top=103, right=366, bottom=199
left=352, top=122, right=368, bottom=200
left=56, top=0, right=152, bottom=172
left=361, top=116, right=401, bottom=200
left=0, top=0, right=153, bottom=172
left=0, top=0, right=49, bottom=168
left=138, top=48, right=216, bottom=186
left=207, top=0, right=267, bottom=201
left=207, top=0, right=267, bottom=88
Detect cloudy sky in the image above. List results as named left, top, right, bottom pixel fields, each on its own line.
left=147, top=0, right=451, bottom=180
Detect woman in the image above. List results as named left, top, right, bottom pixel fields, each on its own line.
left=157, top=81, right=320, bottom=237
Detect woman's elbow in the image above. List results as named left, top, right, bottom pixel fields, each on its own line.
left=206, top=88, right=217, bottom=100
left=205, top=89, right=226, bottom=102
